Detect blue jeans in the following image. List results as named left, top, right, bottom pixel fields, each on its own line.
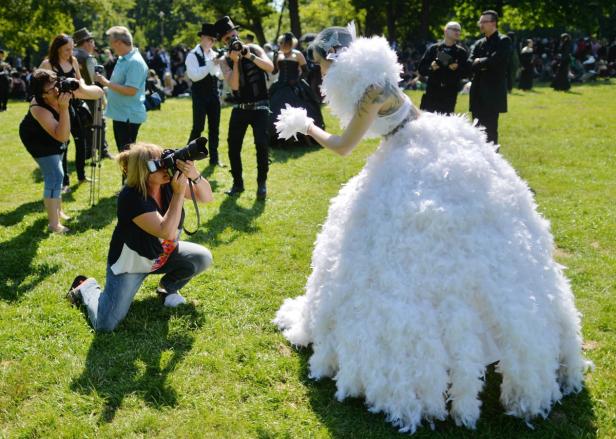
left=79, top=241, right=212, bottom=332
left=34, top=153, right=64, bottom=199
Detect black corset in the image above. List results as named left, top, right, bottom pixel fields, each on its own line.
left=277, top=59, right=300, bottom=84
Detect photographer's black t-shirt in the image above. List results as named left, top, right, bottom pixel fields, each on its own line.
left=107, top=184, right=184, bottom=274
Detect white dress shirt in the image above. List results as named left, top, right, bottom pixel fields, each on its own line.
left=185, top=44, right=222, bottom=82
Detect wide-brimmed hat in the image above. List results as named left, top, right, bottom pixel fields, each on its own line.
left=214, top=16, right=240, bottom=39
left=198, top=23, right=217, bottom=38
left=73, top=28, right=94, bottom=45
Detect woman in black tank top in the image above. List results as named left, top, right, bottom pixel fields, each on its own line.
left=40, top=34, right=88, bottom=191
left=20, top=69, right=103, bottom=233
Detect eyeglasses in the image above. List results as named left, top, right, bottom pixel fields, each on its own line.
left=447, top=28, right=461, bottom=32
left=477, top=20, right=495, bottom=24
left=43, top=85, right=57, bottom=94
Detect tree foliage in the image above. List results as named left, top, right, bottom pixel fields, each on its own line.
left=1, top=0, right=614, bottom=59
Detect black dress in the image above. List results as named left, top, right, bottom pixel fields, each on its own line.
left=518, top=50, right=534, bottom=90
left=269, top=54, right=324, bottom=147
left=551, top=45, right=571, bottom=91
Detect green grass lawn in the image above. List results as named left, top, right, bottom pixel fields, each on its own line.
left=0, top=82, right=614, bottom=438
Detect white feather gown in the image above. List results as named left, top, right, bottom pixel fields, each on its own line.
left=273, top=36, right=589, bottom=433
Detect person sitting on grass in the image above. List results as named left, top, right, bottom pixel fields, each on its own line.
left=66, top=142, right=214, bottom=332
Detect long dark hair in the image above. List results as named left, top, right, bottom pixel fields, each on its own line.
left=47, top=34, right=75, bottom=71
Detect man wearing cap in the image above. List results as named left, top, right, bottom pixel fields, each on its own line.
left=469, top=10, right=512, bottom=146
left=0, top=49, right=11, bottom=112
left=418, top=22, right=470, bottom=115
left=73, top=28, right=112, bottom=160
left=214, top=16, right=274, bottom=200
left=186, top=23, right=224, bottom=167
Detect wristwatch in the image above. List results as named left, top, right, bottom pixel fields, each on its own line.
left=190, top=175, right=204, bottom=184
left=250, top=53, right=256, bottom=61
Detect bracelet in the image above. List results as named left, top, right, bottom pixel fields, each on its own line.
left=190, top=175, right=204, bottom=184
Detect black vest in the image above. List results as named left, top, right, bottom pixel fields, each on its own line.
left=192, top=47, right=219, bottom=95
left=227, top=47, right=268, bottom=103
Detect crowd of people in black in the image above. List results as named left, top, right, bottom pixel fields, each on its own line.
left=2, top=30, right=614, bottom=111
left=399, top=33, right=616, bottom=92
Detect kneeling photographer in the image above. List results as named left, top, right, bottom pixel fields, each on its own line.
left=19, top=69, right=104, bottom=234
left=66, top=140, right=214, bottom=332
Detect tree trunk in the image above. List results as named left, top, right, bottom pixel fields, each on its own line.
left=275, top=0, right=287, bottom=43
left=288, top=0, right=302, bottom=38
left=253, top=22, right=267, bottom=46
left=386, top=0, right=396, bottom=44
left=420, top=0, right=430, bottom=41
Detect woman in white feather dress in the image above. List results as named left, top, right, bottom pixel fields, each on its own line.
left=273, top=25, right=590, bottom=433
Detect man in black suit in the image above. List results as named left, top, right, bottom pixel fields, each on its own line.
left=418, top=21, right=470, bottom=115
left=469, top=10, right=512, bottom=146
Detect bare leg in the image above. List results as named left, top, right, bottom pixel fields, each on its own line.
left=44, top=198, right=69, bottom=233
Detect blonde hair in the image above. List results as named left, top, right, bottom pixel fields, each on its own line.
left=277, top=34, right=298, bottom=49
left=106, top=26, right=133, bottom=46
left=116, top=142, right=163, bottom=198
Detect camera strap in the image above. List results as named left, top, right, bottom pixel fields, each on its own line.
left=183, top=180, right=201, bottom=235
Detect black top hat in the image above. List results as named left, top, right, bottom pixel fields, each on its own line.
left=214, top=16, right=240, bottom=39
left=198, top=23, right=217, bottom=38
left=73, top=28, right=94, bottom=45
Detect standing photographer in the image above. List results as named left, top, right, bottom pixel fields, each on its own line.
left=66, top=142, right=214, bottom=331
left=214, top=16, right=274, bottom=200
left=19, top=69, right=103, bottom=233
left=185, top=23, right=224, bottom=167
left=418, top=22, right=470, bottom=115
left=40, top=34, right=91, bottom=191
left=73, top=27, right=112, bottom=160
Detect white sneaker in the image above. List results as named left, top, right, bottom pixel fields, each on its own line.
left=163, top=293, right=187, bottom=308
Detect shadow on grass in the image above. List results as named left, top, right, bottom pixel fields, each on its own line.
left=70, top=195, right=117, bottom=233
left=270, top=141, right=321, bottom=164
left=199, top=163, right=220, bottom=192
left=296, top=349, right=597, bottom=438
left=0, top=215, right=60, bottom=302
left=189, top=194, right=265, bottom=246
left=0, top=199, right=41, bottom=227
left=71, top=298, right=203, bottom=424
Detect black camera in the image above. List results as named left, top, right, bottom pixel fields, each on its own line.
left=57, top=78, right=80, bottom=93
left=436, top=51, right=453, bottom=67
left=228, top=36, right=248, bottom=55
left=147, top=137, right=209, bottom=175
left=94, top=64, right=105, bottom=75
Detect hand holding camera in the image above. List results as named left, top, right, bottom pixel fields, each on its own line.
left=57, top=91, right=72, bottom=110
left=57, top=77, right=80, bottom=93
left=436, top=51, right=453, bottom=68
left=147, top=137, right=209, bottom=177
left=94, top=70, right=110, bottom=87
left=170, top=170, right=189, bottom=195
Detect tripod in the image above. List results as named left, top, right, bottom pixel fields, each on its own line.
left=89, top=97, right=104, bottom=205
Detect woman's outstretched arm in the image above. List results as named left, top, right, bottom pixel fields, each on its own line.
left=309, top=85, right=387, bottom=156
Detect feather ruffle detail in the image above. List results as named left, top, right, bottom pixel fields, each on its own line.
left=275, top=104, right=314, bottom=140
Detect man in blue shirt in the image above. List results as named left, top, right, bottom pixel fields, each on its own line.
left=95, top=26, right=148, bottom=153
